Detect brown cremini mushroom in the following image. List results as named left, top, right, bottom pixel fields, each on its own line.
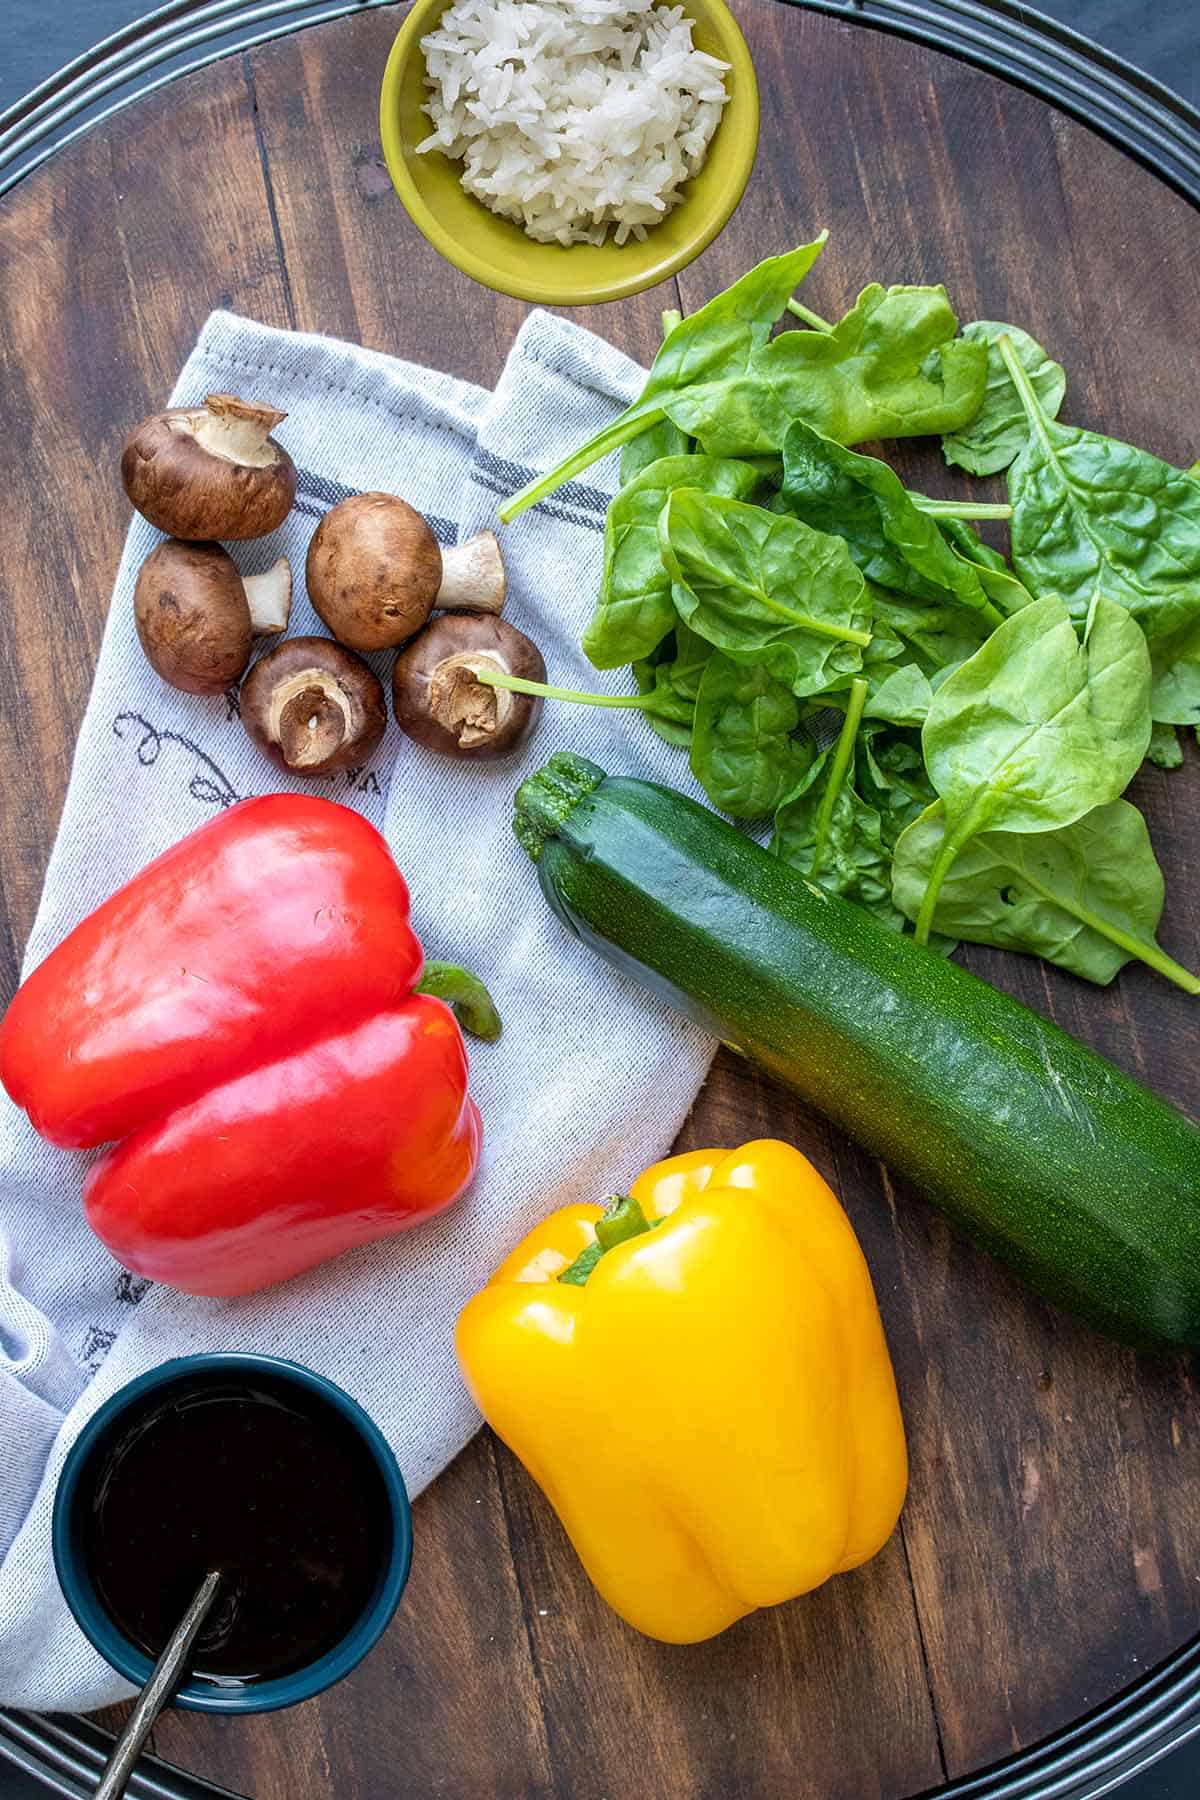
left=306, top=494, right=505, bottom=653
left=133, top=540, right=292, bottom=695
left=122, top=393, right=297, bottom=540
left=392, top=615, right=545, bottom=758
left=241, top=636, right=387, bottom=775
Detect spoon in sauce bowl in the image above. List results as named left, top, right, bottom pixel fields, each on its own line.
left=53, top=1354, right=413, bottom=1725
left=93, top=1568, right=222, bottom=1800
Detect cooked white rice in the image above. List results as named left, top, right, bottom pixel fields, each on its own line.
left=417, top=0, right=731, bottom=247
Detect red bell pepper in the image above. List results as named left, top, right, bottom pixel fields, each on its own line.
left=0, top=795, right=487, bottom=1296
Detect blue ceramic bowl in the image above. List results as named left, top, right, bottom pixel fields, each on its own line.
left=52, top=1354, right=413, bottom=1714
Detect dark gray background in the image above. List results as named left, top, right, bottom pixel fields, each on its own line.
left=1, top=2, right=1199, bottom=1799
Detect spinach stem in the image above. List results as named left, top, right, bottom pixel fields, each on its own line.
left=913, top=499, right=1013, bottom=521
left=498, top=410, right=662, bottom=522
left=996, top=333, right=1053, bottom=452
left=502, top=303, right=688, bottom=522
left=1012, top=869, right=1200, bottom=996
left=914, top=813, right=975, bottom=945
left=733, top=586, right=871, bottom=646
left=786, top=299, right=834, bottom=332
left=760, top=601, right=872, bottom=647
left=475, top=670, right=655, bottom=710
left=810, top=679, right=868, bottom=880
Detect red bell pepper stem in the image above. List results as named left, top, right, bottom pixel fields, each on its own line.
left=415, top=963, right=502, bottom=1042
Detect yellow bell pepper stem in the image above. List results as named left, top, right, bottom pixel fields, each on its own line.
left=456, top=1139, right=908, bottom=1645
left=559, top=1193, right=656, bottom=1286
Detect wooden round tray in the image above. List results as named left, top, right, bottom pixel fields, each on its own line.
left=0, top=3, right=1198, bottom=1796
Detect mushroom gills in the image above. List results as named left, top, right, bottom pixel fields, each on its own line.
left=241, top=635, right=386, bottom=776
left=429, top=653, right=514, bottom=749
left=278, top=676, right=354, bottom=759
left=392, top=613, right=544, bottom=759
left=269, top=667, right=358, bottom=768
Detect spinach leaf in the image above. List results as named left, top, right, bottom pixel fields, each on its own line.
left=499, top=239, right=829, bottom=519
left=858, top=725, right=939, bottom=847
left=867, top=588, right=991, bottom=685
left=774, top=770, right=896, bottom=923
left=810, top=627, right=933, bottom=723
left=773, top=709, right=956, bottom=942
left=942, top=321, right=1066, bottom=476
left=772, top=696, right=902, bottom=929
left=1148, top=613, right=1200, bottom=726
left=893, top=799, right=1198, bottom=992
left=690, top=654, right=813, bottom=819
left=669, top=284, right=988, bottom=457
left=935, top=519, right=1008, bottom=573
left=937, top=517, right=1036, bottom=614
left=584, top=455, right=762, bottom=669
left=779, top=421, right=1005, bottom=629
left=1000, top=335, right=1200, bottom=712
left=618, top=411, right=689, bottom=484
left=808, top=679, right=868, bottom=878
left=861, top=662, right=935, bottom=726
left=773, top=682, right=893, bottom=921
left=1147, top=722, right=1183, bottom=769
left=632, top=624, right=713, bottom=747
left=618, top=309, right=690, bottom=482
left=658, top=490, right=872, bottom=699
left=913, top=593, right=1152, bottom=941
left=772, top=694, right=952, bottom=942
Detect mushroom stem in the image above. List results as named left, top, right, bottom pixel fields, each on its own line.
left=241, top=557, right=293, bottom=636
left=192, top=394, right=287, bottom=468
left=436, top=530, right=506, bottom=615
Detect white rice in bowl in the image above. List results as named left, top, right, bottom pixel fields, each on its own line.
left=417, top=0, right=731, bottom=247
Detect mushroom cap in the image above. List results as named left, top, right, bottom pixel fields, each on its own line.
left=133, top=539, right=254, bottom=695
left=241, top=636, right=387, bottom=775
left=121, top=393, right=297, bottom=541
left=392, top=615, right=546, bottom=758
left=306, top=493, right=443, bottom=653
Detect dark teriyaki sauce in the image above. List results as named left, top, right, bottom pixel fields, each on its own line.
left=81, top=1373, right=391, bottom=1685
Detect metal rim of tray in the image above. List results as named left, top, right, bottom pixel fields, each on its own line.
left=1, top=1, right=1198, bottom=1795
left=1, top=0, right=1199, bottom=204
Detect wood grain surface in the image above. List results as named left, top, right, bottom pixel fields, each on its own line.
left=1, top=3, right=1198, bottom=1796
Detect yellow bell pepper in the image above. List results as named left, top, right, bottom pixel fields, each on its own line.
left=455, top=1138, right=907, bottom=1643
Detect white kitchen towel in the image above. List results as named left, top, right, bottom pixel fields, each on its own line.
left=0, top=308, right=716, bottom=1711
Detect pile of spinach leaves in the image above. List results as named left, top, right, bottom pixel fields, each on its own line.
left=498, top=238, right=1200, bottom=995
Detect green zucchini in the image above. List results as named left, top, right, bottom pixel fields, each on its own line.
left=514, top=752, right=1200, bottom=1351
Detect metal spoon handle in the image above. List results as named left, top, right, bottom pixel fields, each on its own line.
left=93, top=1570, right=221, bottom=1800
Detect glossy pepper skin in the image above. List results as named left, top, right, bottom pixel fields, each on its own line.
left=84, top=1001, right=479, bottom=1296
left=456, top=1140, right=907, bottom=1645
left=0, top=794, right=423, bottom=1150
left=1, top=795, right=481, bottom=1296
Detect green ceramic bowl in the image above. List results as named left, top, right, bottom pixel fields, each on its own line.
left=379, top=0, right=760, bottom=306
